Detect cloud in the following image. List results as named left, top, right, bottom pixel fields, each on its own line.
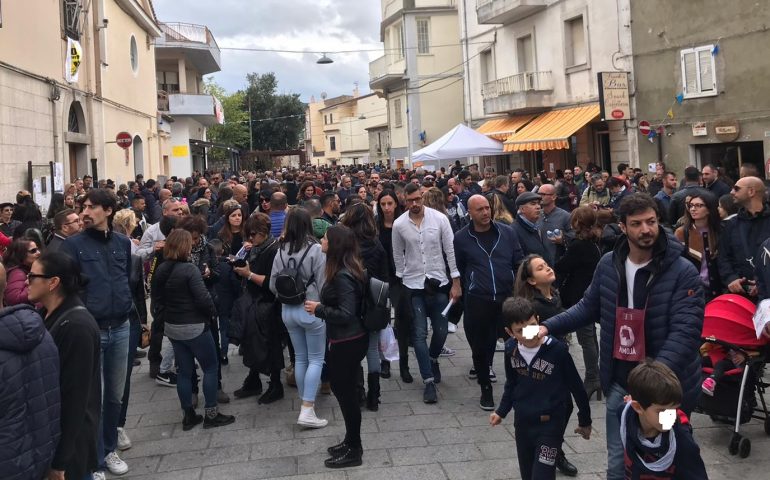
left=152, top=0, right=382, bottom=100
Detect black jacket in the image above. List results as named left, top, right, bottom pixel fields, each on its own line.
left=705, top=178, right=731, bottom=199
left=316, top=270, right=366, bottom=341
left=43, top=298, right=101, bottom=479
left=151, top=260, right=217, bottom=326
left=512, top=214, right=551, bottom=264
left=555, top=238, right=603, bottom=308
left=359, top=237, right=389, bottom=281
left=719, top=204, right=770, bottom=285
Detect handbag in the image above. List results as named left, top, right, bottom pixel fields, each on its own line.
left=140, top=324, right=151, bottom=349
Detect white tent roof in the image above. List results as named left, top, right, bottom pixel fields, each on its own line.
left=412, top=124, right=504, bottom=164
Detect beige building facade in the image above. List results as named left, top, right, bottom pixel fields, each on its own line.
left=460, top=0, right=639, bottom=176
left=370, top=0, right=465, bottom=169
left=0, top=0, right=163, bottom=206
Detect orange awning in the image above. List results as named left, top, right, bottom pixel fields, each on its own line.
left=476, top=115, right=537, bottom=141
left=503, top=103, right=600, bottom=152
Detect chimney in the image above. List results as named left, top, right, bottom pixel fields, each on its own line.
left=353, top=81, right=360, bottom=98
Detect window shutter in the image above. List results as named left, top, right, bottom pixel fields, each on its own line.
left=682, top=51, right=697, bottom=95
left=698, top=49, right=715, bottom=92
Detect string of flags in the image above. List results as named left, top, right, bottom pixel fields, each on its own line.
left=644, top=38, right=721, bottom=143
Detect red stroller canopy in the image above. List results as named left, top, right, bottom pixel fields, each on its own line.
left=703, top=294, right=769, bottom=348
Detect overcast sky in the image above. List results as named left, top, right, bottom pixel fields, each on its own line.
left=152, top=0, right=382, bottom=102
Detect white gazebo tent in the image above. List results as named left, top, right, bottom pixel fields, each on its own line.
left=411, top=123, right=504, bottom=170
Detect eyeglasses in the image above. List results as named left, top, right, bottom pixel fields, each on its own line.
left=27, top=273, right=54, bottom=281
left=687, top=203, right=706, bottom=209
left=63, top=219, right=80, bottom=226
left=27, top=247, right=40, bottom=254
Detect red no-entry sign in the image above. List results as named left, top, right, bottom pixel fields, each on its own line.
left=638, top=121, right=651, bottom=136
left=116, top=132, right=132, bottom=149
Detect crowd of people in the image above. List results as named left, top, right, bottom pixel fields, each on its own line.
left=2, top=159, right=770, bottom=480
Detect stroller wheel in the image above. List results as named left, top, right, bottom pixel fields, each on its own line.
left=729, top=434, right=740, bottom=455
left=738, top=437, right=751, bottom=458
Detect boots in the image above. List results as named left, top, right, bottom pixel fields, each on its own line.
left=259, top=381, right=284, bottom=404
left=234, top=371, right=263, bottom=399
left=182, top=407, right=203, bottom=431
left=324, top=447, right=363, bottom=469
left=380, top=360, right=391, bottom=379
left=285, top=364, right=297, bottom=388
left=366, top=373, right=381, bottom=412
left=555, top=450, right=578, bottom=477
left=398, top=341, right=413, bottom=383
left=203, top=406, right=235, bottom=429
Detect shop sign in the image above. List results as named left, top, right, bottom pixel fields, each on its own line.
left=598, top=72, right=631, bottom=121
left=692, top=122, right=708, bottom=137
left=714, top=120, right=740, bottom=142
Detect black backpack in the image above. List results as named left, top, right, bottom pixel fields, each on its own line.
left=274, top=246, right=314, bottom=305
left=361, top=273, right=391, bottom=331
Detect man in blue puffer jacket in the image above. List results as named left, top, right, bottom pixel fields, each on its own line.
left=0, top=260, right=61, bottom=480
left=60, top=189, right=133, bottom=477
left=538, top=193, right=704, bottom=480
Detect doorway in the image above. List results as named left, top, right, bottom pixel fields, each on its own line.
left=695, top=141, right=765, bottom=181
left=133, top=136, right=144, bottom=177
left=67, top=142, right=88, bottom=181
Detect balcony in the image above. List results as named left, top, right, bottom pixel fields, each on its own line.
left=476, top=0, right=547, bottom=25
left=156, top=22, right=222, bottom=75
left=482, top=71, right=554, bottom=114
left=164, top=93, right=224, bottom=126
left=369, top=55, right=407, bottom=90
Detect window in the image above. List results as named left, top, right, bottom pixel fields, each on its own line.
left=480, top=49, right=495, bottom=84
left=517, top=34, right=534, bottom=73
left=67, top=104, right=80, bottom=132
left=417, top=18, right=430, bottom=54
left=130, top=35, right=138, bottom=73
left=62, top=0, right=81, bottom=39
left=396, top=23, right=405, bottom=60
left=329, top=113, right=333, bottom=124
left=330, top=136, right=336, bottom=151
left=394, top=99, right=403, bottom=128
left=565, top=15, right=587, bottom=67
left=681, top=45, right=717, bottom=98
left=156, top=71, right=179, bottom=93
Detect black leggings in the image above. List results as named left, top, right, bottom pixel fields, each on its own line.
left=328, top=335, right=369, bottom=449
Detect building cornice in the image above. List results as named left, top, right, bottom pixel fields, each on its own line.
left=380, top=6, right=457, bottom=39
left=115, top=0, right=163, bottom=37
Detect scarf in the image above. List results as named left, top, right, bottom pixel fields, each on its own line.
left=619, top=402, right=677, bottom=472
left=190, top=237, right=208, bottom=267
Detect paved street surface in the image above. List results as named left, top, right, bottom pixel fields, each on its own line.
left=120, top=329, right=769, bottom=480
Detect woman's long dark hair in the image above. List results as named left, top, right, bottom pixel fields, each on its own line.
left=281, top=207, right=316, bottom=254
left=36, top=251, right=87, bottom=297
left=2, top=238, right=36, bottom=269
left=340, top=202, right=377, bottom=241
left=47, top=193, right=65, bottom=219
left=324, top=225, right=366, bottom=284
left=513, top=254, right=552, bottom=301
left=218, top=204, right=243, bottom=246
left=682, top=191, right=721, bottom=255
left=375, top=190, right=403, bottom=232
left=298, top=181, right=316, bottom=201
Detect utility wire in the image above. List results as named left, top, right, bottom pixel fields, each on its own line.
left=218, top=40, right=495, bottom=55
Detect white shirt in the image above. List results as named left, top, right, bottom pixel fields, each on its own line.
left=392, top=207, right=460, bottom=290
left=625, top=257, right=652, bottom=309
left=518, top=342, right=542, bottom=365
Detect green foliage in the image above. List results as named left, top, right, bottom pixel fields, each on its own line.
left=204, top=78, right=250, bottom=161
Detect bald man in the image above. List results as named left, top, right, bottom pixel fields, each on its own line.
left=718, top=176, right=770, bottom=296
left=536, top=183, right=572, bottom=263
left=232, top=184, right=250, bottom=216
left=454, top=195, right=523, bottom=410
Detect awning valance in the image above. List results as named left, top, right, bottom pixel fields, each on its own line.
left=503, top=103, right=600, bottom=152
left=476, top=115, right=536, bottom=141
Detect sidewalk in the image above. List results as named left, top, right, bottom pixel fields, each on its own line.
left=118, top=329, right=769, bottom=479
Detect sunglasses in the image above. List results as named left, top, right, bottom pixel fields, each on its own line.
left=27, top=273, right=54, bottom=281
left=687, top=203, right=706, bottom=209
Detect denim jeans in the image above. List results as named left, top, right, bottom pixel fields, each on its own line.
left=97, top=320, right=130, bottom=466
left=365, top=330, right=381, bottom=374
left=219, top=314, right=230, bottom=357
left=119, top=319, right=141, bottom=427
left=410, top=290, right=448, bottom=382
left=606, top=382, right=627, bottom=480
left=159, top=336, right=175, bottom=373
left=282, top=304, right=326, bottom=402
left=170, top=329, right=219, bottom=409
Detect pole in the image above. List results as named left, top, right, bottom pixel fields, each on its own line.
left=248, top=95, right=253, bottom=151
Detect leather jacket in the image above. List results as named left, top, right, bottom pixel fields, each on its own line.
left=315, top=269, right=366, bottom=341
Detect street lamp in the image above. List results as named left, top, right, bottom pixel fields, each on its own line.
left=317, top=53, right=333, bottom=64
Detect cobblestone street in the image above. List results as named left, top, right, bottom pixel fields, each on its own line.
left=119, top=329, right=769, bottom=480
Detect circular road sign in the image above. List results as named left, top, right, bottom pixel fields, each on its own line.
left=116, top=131, right=132, bottom=149
left=638, top=121, right=651, bottom=136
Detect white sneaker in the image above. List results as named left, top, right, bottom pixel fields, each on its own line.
left=117, top=427, right=132, bottom=451
left=297, top=405, right=328, bottom=428
left=104, top=451, right=129, bottom=475
left=92, top=471, right=106, bottom=480
left=448, top=322, right=457, bottom=333
left=495, top=340, right=505, bottom=352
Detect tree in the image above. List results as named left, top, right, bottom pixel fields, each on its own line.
left=204, top=78, right=250, bottom=162
left=245, top=72, right=305, bottom=151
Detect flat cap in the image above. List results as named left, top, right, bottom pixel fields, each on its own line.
left=515, top=191, right=542, bottom=207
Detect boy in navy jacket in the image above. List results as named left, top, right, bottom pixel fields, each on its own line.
left=621, top=359, right=708, bottom=479
left=490, top=297, right=592, bottom=479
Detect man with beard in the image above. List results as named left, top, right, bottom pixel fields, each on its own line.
left=537, top=194, right=704, bottom=480
left=60, top=189, right=134, bottom=477
left=320, top=191, right=341, bottom=225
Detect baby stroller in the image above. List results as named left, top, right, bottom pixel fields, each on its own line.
left=695, top=294, right=770, bottom=458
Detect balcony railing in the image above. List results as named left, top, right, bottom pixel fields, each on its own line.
left=159, top=22, right=219, bottom=51
left=481, top=71, right=553, bottom=100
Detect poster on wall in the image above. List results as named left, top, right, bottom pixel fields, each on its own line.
left=65, top=37, right=82, bottom=83
left=598, top=72, right=631, bottom=121
left=54, top=162, right=64, bottom=192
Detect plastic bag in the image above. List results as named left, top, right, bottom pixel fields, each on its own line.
left=378, top=325, right=399, bottom=362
